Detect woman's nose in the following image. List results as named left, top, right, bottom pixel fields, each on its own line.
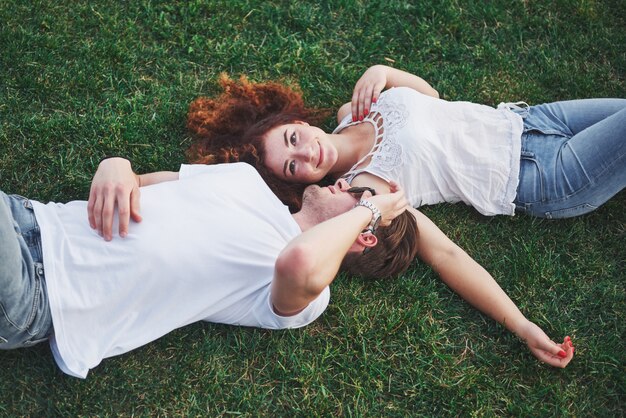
left=296, top=146, right=314, bottom=162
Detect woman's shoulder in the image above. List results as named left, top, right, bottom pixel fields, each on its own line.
left=336, top=102, right=352, bottom=124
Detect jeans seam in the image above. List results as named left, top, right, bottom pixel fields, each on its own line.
left=552, top=146, right=625, bottom=205
left=524, top=150, right=625, bottom=214
left=0, top=302, right=24, bottom=331
left=519, top=152, right=546, bottom=204
left=25, top=268, right=42, bottom=337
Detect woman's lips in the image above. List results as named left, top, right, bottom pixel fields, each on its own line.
left=317, top=142, right=324, bottom=168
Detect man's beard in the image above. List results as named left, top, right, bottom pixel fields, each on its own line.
left=301, top=185, right=323, bottom=203
left=300, top=185, right=333, bottom=222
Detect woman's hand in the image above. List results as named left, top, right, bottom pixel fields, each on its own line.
left=517, top=320, right=575, bottom=368
left=350, top=65, right=439, bottom=123
left=361, top=180, right=408, bottom=227
left=351, top=65, right=388, bottom=122
left=87, top=157, right=142, bottom=241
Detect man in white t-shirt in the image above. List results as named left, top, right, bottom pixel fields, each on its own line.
left=0, top=158, right=415, bottom=378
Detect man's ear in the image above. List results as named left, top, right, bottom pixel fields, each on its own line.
left=347, top=231, right=378, bottom=253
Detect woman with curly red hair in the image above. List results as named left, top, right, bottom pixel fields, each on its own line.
left=187, top=74, right=328, bottom=212
left=187, top=65, right=625, bottom=218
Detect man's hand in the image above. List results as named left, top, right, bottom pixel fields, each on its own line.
left=361, top=180, right=409, bottom=227
left=87, top=157, right=142, bottom=241
left=518, top=320, right=575, bottom=368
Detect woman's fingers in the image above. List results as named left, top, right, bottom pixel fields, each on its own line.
left=351, top=66, right=387, bottom=121
left=528, top=335, right=575, bottom=368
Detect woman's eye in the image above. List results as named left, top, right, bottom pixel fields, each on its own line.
left=289, top=161, right=296, bottom=175
left=290, top=132, right=296, bottom=145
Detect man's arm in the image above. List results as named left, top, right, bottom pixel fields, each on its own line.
left=271, top=186, right=408, bottom=316
left=87, top=157, right=179, bottom=241
left=408, top=207, right=575, bottom=367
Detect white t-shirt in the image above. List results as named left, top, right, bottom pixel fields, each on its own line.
left=32, top=163, right=330, bottom=378
left=336, top=87, right=524, bottom=216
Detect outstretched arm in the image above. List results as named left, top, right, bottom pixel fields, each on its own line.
left=345, top=65, right=440, bottom=122
left=271, top=184, right=408, bottom=316
left=87, top=157, right=178, bottom=240
left=408, top=207, right=575, bottom=367
left=342, top=173, right=574, bottom=366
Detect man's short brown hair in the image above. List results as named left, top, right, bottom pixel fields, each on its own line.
left=340, top=211, right=419, bottom=279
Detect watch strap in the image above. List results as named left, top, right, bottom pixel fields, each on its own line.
left=355, top=200, right=381, bottom=233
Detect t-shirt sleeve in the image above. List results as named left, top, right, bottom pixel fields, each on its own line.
left=179, top=162, right=259, bottom=180
left=232, top=286, right=331, bottom=330
left=178, top=164, right=215, bottom=179
left=267, top=286, right=331, bottom=329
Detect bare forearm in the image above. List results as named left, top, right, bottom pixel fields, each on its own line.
left=410, top=207, right=528, bottom=335
left=137, top=171, right=179, bottom=187
left=279, top=206, right=372, bottom=294
left=271, top=206, right=373, bottom=315
left=433, top=249, right=529, bottom=335
left=379, top=65, right=439, bottom=98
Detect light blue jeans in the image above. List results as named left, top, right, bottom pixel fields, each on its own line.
left=512, top=99, right=626, bottom=218
left=0, top=192, right=52, bottom=348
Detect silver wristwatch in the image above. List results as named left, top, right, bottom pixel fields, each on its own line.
left=355, top=200, right=382, bottom=234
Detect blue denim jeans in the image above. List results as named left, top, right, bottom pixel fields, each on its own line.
left=512, top=99, right=626, bottom=218
left=0, top=192, right=52, bottom=348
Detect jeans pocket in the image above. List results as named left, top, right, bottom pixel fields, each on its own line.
left=516, top=151, right=544, bottom=204
left=0, top=272, right=49, bottom=348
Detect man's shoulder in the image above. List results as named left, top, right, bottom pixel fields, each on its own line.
left=180, top=162, right=258, bottom=178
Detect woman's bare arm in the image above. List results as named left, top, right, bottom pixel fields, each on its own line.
left=346, top=172, right=575, bottom=367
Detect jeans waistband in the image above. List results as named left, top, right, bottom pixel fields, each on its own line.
left=499, top=101, right=530, bottom=118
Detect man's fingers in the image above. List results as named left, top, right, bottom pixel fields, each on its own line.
left=101, top=189, right=116, bottom=241
left=117, top=189, right=131, bottom=239
left=129, top=187, right=142, bottom=223
left=91, top=194, right=104, bottom=236
left=87, top=187, right=97, bottom=229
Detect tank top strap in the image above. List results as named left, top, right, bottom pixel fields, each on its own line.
left=336, top=111, right=387, bottom=181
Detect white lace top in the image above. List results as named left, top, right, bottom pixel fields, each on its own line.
left=333, top=87, right=524, bottom=216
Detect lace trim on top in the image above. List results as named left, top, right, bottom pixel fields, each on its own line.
left=337, top=94, right=409, bottom=182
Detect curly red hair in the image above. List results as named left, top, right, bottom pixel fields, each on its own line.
left=187, top=74, right=328, bottom=212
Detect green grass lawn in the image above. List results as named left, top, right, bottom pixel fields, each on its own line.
left=1, top=0, right=624, bottom=415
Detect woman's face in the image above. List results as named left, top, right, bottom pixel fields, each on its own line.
left=262, top=122, right=338, bottom=183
